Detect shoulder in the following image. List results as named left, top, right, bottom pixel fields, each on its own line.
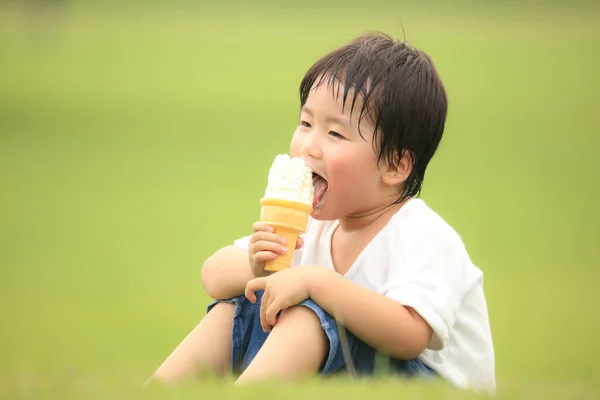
left=382, top=199, right=479, bottom=280
left=387, top=198, right=467, bottom=250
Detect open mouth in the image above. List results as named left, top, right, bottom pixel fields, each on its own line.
left=312, top=172, right=329, bottom=210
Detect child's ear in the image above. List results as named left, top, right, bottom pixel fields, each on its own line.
left=381, top=150, right=413, bottom=186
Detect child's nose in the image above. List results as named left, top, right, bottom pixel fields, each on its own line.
left=300, top=142, right=323, bottom=160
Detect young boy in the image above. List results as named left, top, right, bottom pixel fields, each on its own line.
left=149, top=32, right=496, bottom=392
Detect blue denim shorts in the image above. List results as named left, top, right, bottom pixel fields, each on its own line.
left=207, top=290, right=436, bottom=378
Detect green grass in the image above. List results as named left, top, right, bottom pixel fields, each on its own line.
left=1, top=1, right=599, bottom=398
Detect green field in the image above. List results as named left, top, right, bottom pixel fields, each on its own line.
left=1, top=1, right=599, bottom=398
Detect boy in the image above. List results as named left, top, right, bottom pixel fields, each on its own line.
left=149, top=32, right=496, bottom=392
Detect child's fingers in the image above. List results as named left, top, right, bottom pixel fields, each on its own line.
left=265, top=300, right=283, bottom=328
left=252, top=222, right=275, bottom=233
left=251, top=240, right=288, bottom=256
left=250, top=231, right=288, bottom=246
left=245, top=277, right=266, bottom=303
left=253, top=251, right=279, bottom=263
left=260, top=290, right=272, bottom=332
left=295, top=236, right=304, bottom=250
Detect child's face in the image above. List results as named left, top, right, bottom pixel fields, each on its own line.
left=290, top=82, right=391, bottom=221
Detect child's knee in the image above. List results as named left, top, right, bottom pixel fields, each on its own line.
left=278, top=305, right=323, bottom=329
left=207, top=301, right=235, bottom=317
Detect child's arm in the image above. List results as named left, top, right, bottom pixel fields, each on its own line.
left=246, top=227, right=470, bottom=361
left=245, top=266, right=434, bottom=360
left=201, top=246, right=255, bottom=300
left=202, top=222, right=303, bottom=300
left=308, top=271, right=434, bottom=360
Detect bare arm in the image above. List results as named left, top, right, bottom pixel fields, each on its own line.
left=308, top=269, right=433, bottom=360
left=202, top=222, right=302, bottom=300
left=201, top=246, right=254, bottom=300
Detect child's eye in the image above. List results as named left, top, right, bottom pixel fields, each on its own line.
left=329, top=131, right=345, bottom=139
left=300, top=120, right=311, bottom=128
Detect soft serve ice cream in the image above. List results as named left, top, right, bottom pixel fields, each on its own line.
left=263, top=154, right=314, bottom=206
left=260, top=154, right=314, bottom=272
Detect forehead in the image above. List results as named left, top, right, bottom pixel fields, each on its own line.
left=302, top=78, right=375, bottom=132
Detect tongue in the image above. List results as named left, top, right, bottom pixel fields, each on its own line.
left=312, top=177, right=328, bottom=209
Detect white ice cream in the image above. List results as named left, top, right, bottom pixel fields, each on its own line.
left=263, top=154, right=314, bottom=207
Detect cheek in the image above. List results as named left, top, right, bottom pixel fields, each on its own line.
left=289, top=129, right=302, bottom=158
left=328, top=148, right=379, bottom=190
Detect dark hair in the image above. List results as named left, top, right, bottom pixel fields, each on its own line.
left=299, top=32, right=448, bottom=203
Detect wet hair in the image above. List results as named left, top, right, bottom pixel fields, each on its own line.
left=299, top=32, right=448, bottom=203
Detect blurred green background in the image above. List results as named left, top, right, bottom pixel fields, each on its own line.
left=1, top=1, right=599, bottom=398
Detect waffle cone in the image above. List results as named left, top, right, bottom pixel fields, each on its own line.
left=260, top=198, right=312, bottom=272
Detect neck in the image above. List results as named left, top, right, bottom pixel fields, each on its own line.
left=338, top=197, right=410, bottom=232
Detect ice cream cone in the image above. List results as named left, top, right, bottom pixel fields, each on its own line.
left=260, top=198, right=312, bottom=272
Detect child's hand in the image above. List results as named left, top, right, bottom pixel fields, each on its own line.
left=245, top=265, right=330, bottom=332
left=248, top=222, right=304, bottom=277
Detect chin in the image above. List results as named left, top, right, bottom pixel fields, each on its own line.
left=310, top=207, right=339, bottom=221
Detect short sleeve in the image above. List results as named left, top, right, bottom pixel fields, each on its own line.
left=233, top=235, right=251, bottom=251
left=382, top=227, right=473, bottom=351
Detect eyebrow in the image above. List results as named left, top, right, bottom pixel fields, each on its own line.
left=301, top=106, right=349, bottom=127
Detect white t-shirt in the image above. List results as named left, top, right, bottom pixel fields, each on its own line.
left=234, top=198, right=496, bottom=392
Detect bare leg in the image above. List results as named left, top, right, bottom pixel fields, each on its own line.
left=235, top=306, right=327, bottom=385
left=148, top=302, right=235, bottom=385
